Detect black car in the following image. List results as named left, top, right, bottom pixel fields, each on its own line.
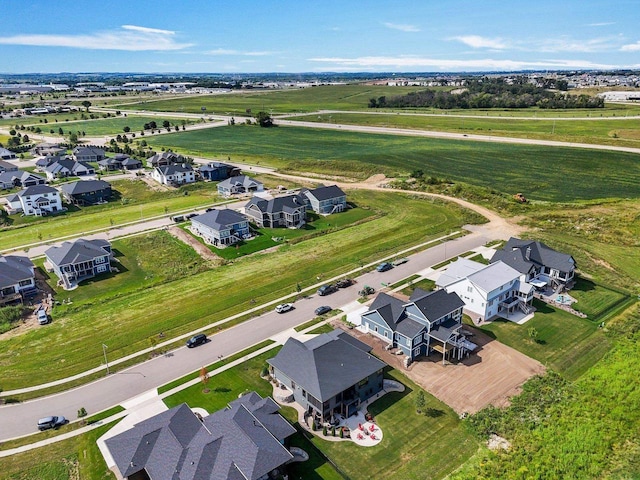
left=317, top=284, right=337, bottom=296
left=315, top=305, right=332, bottom=316
left=335, top=278, right=353, bottom=288
left=186, top=333, right=207, bottom=348
left=37, top=415, right=67, bottom=431
left=376, top=262, right=393, bottom=272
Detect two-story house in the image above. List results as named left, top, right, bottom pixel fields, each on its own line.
left=198, top=162, right=241, bottom=181
left=0, top=254, right=36, bottom=305
left=59, top=180, right=112, bottom=206
left=217, top=175, right=264, bottom=196
left=150, top=164, right=196, bottom=186
left=4, top=185, right=62, bottom=216
left=45, top=238, right=112, bottom=289
left=436, top=258, right=534, bottom=322
left=72, top=146, right=105, bottom=162
left=301, top=185, right=347, bottom=214
left=244, top=195, right=306, bottom=228
left=268, top=329, right=386, bottom=423
left=190, top=209, right=250, bottom=247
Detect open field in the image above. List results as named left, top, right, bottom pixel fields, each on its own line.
left=289, top=112, right=640, bottom=148
left=474, top=300, right=611, bottom=380
left=0, top=180, right=225, bottom=252
left=36, top=115, right=193, bottom=137
left=149, top=125, right=640, bottom=202
left=0, top=190, right=480, bottom=389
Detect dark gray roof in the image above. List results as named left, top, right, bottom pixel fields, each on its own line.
left=491, top=237, right=575, bottom=274
left=408, top=288, right=465, bottom=321
left=199, top=162, right=234, bottom=172
left=192, top=209, right=247, bottom=230
left=267, top=329, right=386, bottom=402
left=306, top=185, right=346, bottom=201
left=157, top=164, right=193, bottom=175
left=0, top=254, right=34, bottom=289
left=59, top=180, right=111, bottom=195
left=73, top=146, right=104, bottom=156
left=395, top=317, right=426, bottom=338
left=245, top=195, right=304, bottom=214
left=219, top=175, right=262, bottom=190
left=366, top=292, right=406, bottom=329
left=428, top=318, right=462, bottom=343
left=45, top=238, right=110, bottom=267
left=19, top=184, right=57, bottom=197
left=0, top=170, right=46, bottom=185
left=121, top=157, right=141, bottom=166
left=0, top=159, right=17, bottom=171
left=105, top=392, right=293, bottom=480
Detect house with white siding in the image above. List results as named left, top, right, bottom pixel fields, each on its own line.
left=150, top=164, right=196, bottom=186
left=4, top=185, right=62, bottom=216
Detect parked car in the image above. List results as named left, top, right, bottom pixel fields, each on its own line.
left=376, top=262, right=393, bottom=272
left=171, top=215, right=185, bottom=222
left=37, top=415, right=67, bottom=431
left=205, top=207, right=216, bottom=212
left=358, top=285, right=375, bottom=296
left=184, top=213, right=198, bottom=220
left=314, top=305, right=332, bottom=316
left=186, top=333, right=207, bottom=348
left=37, top=308, right=49, bottom=325
left=392, top=258, right=408, bottom=266
left=335, top=278, right=353, bottom=288
left=275, top=303, right=294, bottom=314
left=317, top=284, right=337, bottom=296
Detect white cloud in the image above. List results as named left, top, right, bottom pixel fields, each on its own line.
left=308, top=55, right=617, bottom=71
left=452, top=35, right=508, bottom=49
left=585, top=22, right=616, bottom=27
left=621, top=41, right=640, bottom=51
left=206, top=48, right=275, bottom=56
left=0, top=25, right=191, bottom=51
left=537, top=36, right=619, bottom=53
left=383, top=22, right=420, bottom=33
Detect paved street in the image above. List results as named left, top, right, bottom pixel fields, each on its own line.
left=0, top=230, right=488, bottom=440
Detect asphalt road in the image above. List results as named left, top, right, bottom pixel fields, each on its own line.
left=0, top=230, right=488, bottom=440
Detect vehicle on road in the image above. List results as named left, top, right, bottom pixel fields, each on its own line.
left=317, top=284, right=337, bottom=296
left=358, top=285, right=375, bottom=296
left=335, top=278, right=353, bottom=288
left=37, top=415, right=67, bottom=431
left=184, top=213, right=198, bottom=220
left=392, top=258, right=408, bottom=266
left=376, top=262, right=393, bottom=272
left=275, top=303, right=294, bottom=314
left=186, top=333, right=207, bottom=348
left=314, top=305, right=332, bottom=316
left=171, top=215, right=185, bottom=222
left=37, top=308, right=49, bottom=325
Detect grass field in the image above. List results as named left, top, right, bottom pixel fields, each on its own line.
left=569, top=277, right=630, bottom=320
left=38, top=115, right=193, bottom=137
left=148, top=125, right=640, bottom=202
left=0, top=180, right=226, bottom=252
left=0, top=190, right=480, bottom=390
left=474, top=299, right=611, bottom=380
left=289, top=112, right=640, bottom=148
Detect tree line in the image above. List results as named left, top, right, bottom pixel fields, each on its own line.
left=369, top=76, right=604, bottom=109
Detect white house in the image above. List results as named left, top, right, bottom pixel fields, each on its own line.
left=0, top=254, right=36, bottom=305
left=150, top=164, right=196, bottom=186
left=436, top=258, right=534, bottom=322
left=4, top=185, right=63, bottom=216
left=217, top=175, right=264, bottom=196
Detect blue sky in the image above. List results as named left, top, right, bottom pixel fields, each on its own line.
left=0, top=0, right=638, bottom=73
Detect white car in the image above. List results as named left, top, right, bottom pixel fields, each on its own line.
left=392, top=258, right=408, bottom=266
left=37, top=308, right=49, bottom=325
left=275, top=303, right=294, bottom=314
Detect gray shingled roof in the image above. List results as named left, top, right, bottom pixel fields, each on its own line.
left=45, top=238, right=110, bottom=267
left=19, top=184, right=57, bottom=197
left=491, top=237, right=576, bottom=274
left=428, top=317, right=462, bottom=343
left=0, top=159, right=17, bottom=171
left=408, top=288, right=465, bottom=321
left=267, top=329, right=386, bottom=402
left=105, top=392, right=294, bottom=480
left=219, top=175, right=262, bottom=190
left=305, top=185, right=346, bottom=201
left=59, top=180, right=111, bottom=195
left=192, top=209, right=247, bottom=230
left=366, top=292, right=406, bottom=329
left=245, top=195, right=304, bottom=214
left=0, top=254, right=34, bottom=289
left=157, top=164, right=193, bottom=175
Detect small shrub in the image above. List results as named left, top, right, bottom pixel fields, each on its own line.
left=323, top=425, right=328, bottom=436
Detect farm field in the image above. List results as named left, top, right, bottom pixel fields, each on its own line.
left=0, top=190, right=480, bottom=389
left=148, top=125, right=640, bottom=202
left=288, top=112, right=640, bottom=148
left=0, top=180, right=225, bottom=252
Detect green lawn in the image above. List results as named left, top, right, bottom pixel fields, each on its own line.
left=400, top=278, right=435, bottom=296
left=149, top=125, right=640, bottom=202
left=46, top=115, right=194, bottom=137
left=0, top=180, right=226, bottom=251
left=288, top=112, right=640, bottom=149
left=569, top=277, right=630, bottom=320
left=0, top=190, right=479, bottom=390
left=475, top=299, right=611, bottom=380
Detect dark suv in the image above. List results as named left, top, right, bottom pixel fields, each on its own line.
left=317, top=284, right=337, bottom=296
left=37, top=416, right=67, bottom=431
left=186, top=333, right=207, bottom=348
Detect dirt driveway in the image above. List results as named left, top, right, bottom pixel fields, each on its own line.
left=166, top=226, right=222, bottom=263
left=343, top=323, right=545, bottom=414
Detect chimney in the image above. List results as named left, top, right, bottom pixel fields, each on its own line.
left=525, top=247, right=531, bottom=260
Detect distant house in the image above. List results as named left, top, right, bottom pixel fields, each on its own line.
left=362, top=288, right=473, bottom=363
left=45, top=238, right=112, bottom=288
left=268, top=329, right=386, bottom=422
left=0, top=254, right=36, bottom=305
left=35, top=154, right=66, bottom=172
left=44, top=159, right=95, bottom=180
left=491, top=237, right=576, bottom=290
left=120, top=157, right=142, bottom=170
left=59, top=180, right=112, bottom=206
left=191, top=209, right=250, bottom=247
left=436, top=258, right=534, bottom=321
left=72, top=146, right=105, bottom=162
left=98, top=154, right=143, bottom=171
left=0, top=147, right=17, bottom=160
left=198, top=161, right=241, bottom=181
left=245, top=195, right=306, bottom=228
left=103, top=392, right=295, bottom=480
left=0, top=159, right=18, bottom=173
left=217, top=175, right=264, bottom=196
left=31, top=142, right=65, bottom=157
left=0, top=170, right=46, bottom=189
left=4, top=185, right=62, bottom=216
left=150, top=163, right=196, bottom=186
left=147, top=151, right=187, bottom=168
left=301, top=185, right=347, bottom=214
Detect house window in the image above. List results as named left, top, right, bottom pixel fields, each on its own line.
left=374, top=326, right=378, bottom=333
left=19, top=279, right=32, bottom=287
left=384, top=331, right=388, bottom=338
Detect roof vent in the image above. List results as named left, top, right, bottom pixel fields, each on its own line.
left=525, top=247, right=531, bottom=260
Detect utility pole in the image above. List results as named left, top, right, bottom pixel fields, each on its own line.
left=102, top=344, right=110, bottom=375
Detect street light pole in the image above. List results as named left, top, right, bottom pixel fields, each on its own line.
left=102, top=343, right=110, bottom=375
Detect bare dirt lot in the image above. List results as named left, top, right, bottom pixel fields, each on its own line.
left=167, top=226, right=223, bottom=263
left=343, top=323, right=545, bottom=414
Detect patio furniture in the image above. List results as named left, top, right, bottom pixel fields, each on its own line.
left=369, top=424, right=375, bottom=432
left=357, top=433, right=364, bottom=440
left=358, top=423, right=364, bottom=431
left=371, top=434, right=377, bottom=440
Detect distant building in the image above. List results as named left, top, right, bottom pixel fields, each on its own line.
left=217, top=175, right=264, bottom=196
left=198, top=161, right=241, bottom=181
left=0, top=148, right=17, bottom=161
left=150, top=164, right=196, bottom=186
left=245, top=195, right=306, bottom=228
